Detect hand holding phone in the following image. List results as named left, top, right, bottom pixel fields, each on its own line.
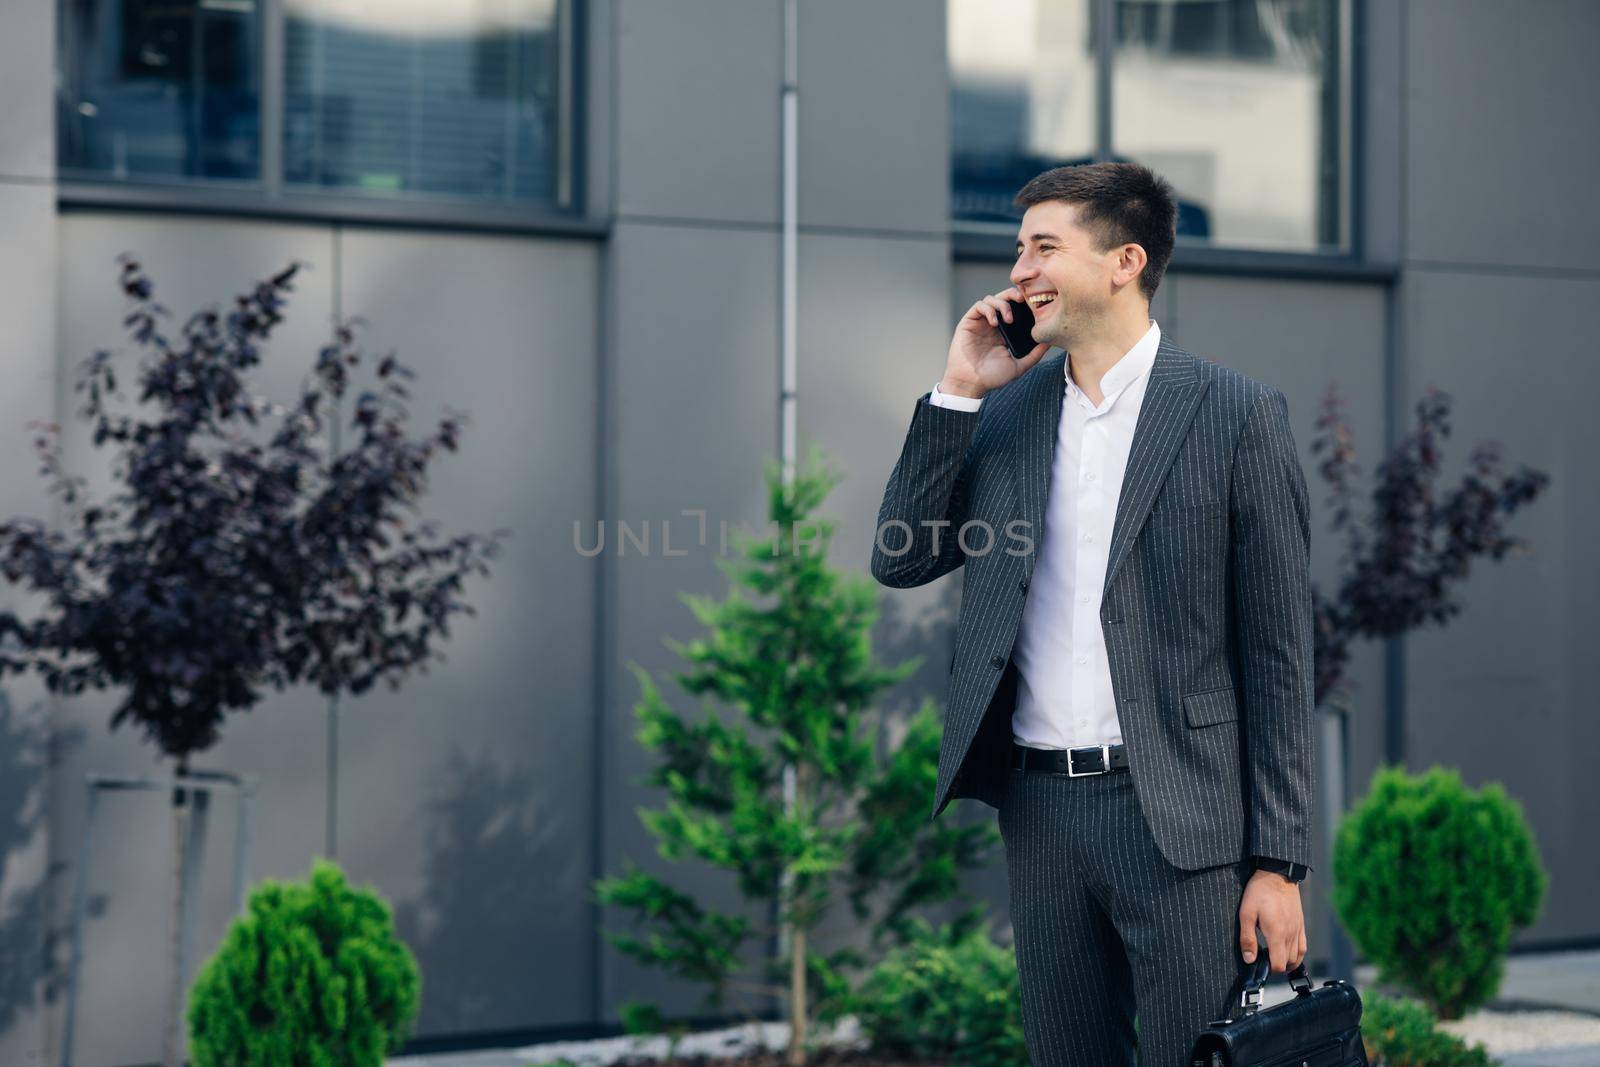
left=942, top=287, right=1050, bottom=400
left=997, top=297, right=1038, bottom=360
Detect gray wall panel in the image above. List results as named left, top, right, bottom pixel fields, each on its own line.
left=1399, top=0, right=1597, bottom=948
left=1359, top=0, right=1404, bottom=265
left=614, top=0, right=782, bottom=225
left=801, top=232, right=952, bottom=591
left=795, top=231, right=961, bottom=962
left=1406, top=0, right=1600, bottom=272
left=599, top=220, right=781, bottom=1020
left=0, top=0, right=53, bottom=180
left=335, top=229, right=602, bottom=1036
left=0, top=19, right=56, bottom=1044
left=798, top=0, right=948, bottom=235
left=1401, top=267, right=1597, bottom=945
left=0, top=181, right=57, bottom=1066
left=585, top=0, right=616, bottom=219
left=1169, top=274, right=1388, bottom=413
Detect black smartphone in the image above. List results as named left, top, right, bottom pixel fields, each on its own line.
left=998, top=298, right=1037, bottom=359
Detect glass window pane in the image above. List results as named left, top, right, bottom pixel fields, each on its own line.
left=950, top=0, right=1097, bottom=225
left=58, top=0, right=262, bottom=182
left=283, top=0, right=563, bottom=204
left=1113, top=0, right=1346, bottom=252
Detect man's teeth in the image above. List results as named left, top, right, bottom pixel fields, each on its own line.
left=1027, top=293, right=1057, bottom=306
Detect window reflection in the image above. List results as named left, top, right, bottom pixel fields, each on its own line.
left=58, top=0, right=261, bottom=181
left=1113, top=0, right=1345, bottom=251
left=949, top=0, right=1097, bottom=225
left=283, top=0, right=562, bottom=203
left=948, top=0, right=1348, bottom=253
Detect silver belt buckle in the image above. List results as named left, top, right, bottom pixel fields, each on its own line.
left=1068, top=744, right=1111, bottom=777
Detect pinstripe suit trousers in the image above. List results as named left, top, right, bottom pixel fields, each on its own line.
left=998, top=759, right=1252, bottom=1067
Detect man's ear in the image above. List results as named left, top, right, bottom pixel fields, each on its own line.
left=1118, top=244, right=1148, bottom=286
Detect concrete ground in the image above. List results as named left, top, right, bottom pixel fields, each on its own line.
left=388, top=949, right=1600, bottom=1067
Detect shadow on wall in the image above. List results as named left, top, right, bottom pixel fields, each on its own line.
left=391, top=744, right=572, bottom=1036
left=0, top=688, right=89, bottom=1039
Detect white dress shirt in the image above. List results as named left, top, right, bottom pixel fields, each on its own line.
left=928, top=319, right=1162, bottom=751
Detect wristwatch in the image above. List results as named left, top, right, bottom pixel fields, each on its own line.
left=1254, top=856, right=1309, bottom=883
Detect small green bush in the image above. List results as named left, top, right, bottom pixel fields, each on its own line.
left=850, top=914, right=1028, bottom=1067
left=187, top=857, right=422, bottom=1067
left=1333, top=765, right=1545, bottom=1019
left=1361, top=994, right=1494, bottom=1066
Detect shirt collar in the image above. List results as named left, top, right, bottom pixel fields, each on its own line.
left=1065, top=319, right=1161, bottom=404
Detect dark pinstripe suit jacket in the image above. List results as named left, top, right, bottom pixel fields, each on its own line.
left=870, top=333, right=1315, bottom=872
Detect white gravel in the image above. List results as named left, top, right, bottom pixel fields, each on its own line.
left=390, top=1017, right=869, bottom=1067
left=388, top=1006, right=1600, bottom=1066
left=514, top=1016, right=866, bottom=1067
left=1436, top=1009, right=1600, bottom=1056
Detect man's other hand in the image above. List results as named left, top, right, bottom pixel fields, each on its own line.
left=1238, top=868, right=1307, bottom=973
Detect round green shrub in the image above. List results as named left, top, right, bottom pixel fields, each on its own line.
left=851, top=914, right=1028, bottom=1067
left=1361, top=994, right=1493, bottom=1066
left=186, top=857, right=422, bottom=1066
left=1333, top=764, right=1545, bottom=1019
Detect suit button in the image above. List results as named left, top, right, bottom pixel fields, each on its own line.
left=990, top=654, right=1005, bottom=669
left=1018, top=577, right=1028, bottom=591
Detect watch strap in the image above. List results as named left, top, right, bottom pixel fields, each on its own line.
left=1253, top=856, right=1308, bottom=883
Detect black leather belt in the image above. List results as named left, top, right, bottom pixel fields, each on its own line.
left=1009, top=740, right=1130, bottom=777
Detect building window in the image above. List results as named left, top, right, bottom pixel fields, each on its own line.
left=58, top=0, right=262, bottom=182
left=58, top=0, right=578, bottom=214
left=950, top=0, right=1353, bottom=255
left=283, top=1, right=562, bottom=202
left=950, top=0, right=1098, bottom=227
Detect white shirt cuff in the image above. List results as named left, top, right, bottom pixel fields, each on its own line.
left=929, top=380, right=983, bottom=412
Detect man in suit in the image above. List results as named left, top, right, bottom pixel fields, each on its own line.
left=870, top=161, right=1314, bottom=1065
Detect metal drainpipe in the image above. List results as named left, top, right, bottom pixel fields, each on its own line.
left=775, top=0, right=799, bottom=1028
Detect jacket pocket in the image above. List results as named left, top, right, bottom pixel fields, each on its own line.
left=1147, top=500, right=1226, bottom=525
left=1183, top=685, right=1240, bottom=727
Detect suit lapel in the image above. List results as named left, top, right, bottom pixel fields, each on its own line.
left=1101, top=335, right=1207, bottom=596
left=1011, top=350, right=1068, bottom=583
left=1008, top=336, right=1207, bottom=593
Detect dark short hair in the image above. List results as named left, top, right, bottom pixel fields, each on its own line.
left=1013, top=162, right=1177, bottom=302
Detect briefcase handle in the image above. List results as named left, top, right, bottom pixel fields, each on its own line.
left=1229, top=925, right=1314, bottom=1020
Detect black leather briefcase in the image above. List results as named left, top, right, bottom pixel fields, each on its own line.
left=1187, top=952, right=1368, bottom=1067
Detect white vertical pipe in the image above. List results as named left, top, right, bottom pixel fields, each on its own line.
left=776, top=0, right=800, bottom=1022
left=780, top=0, right=799, bottom=489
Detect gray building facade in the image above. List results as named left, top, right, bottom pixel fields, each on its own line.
left=0, top=1, right=1594, bottom=1064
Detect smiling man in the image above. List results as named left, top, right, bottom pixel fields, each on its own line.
left=869, top=161, right=1315, bottom=1066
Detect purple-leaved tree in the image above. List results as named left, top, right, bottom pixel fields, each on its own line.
left=0, top=255, right=509, bottom=1066
left=1309, top=384, right=1548, bottom=735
